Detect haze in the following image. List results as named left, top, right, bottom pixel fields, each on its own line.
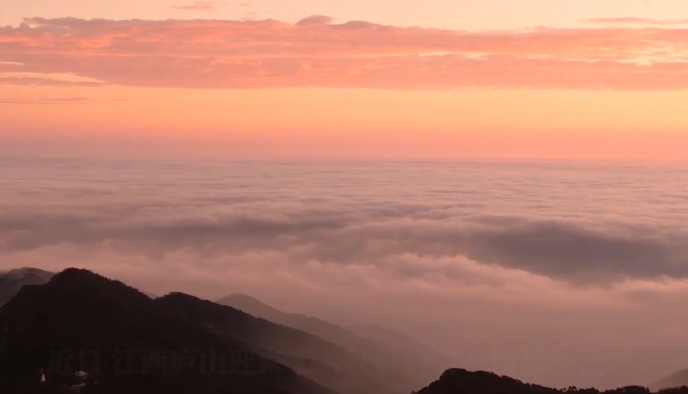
left=2, top=158, right=688, bottom=389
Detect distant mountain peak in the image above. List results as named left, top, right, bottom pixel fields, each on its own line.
left=220, top=293, right=275, bottom=306
left=651, top=367, right=688, bottom=391
left=217, top=293, right=284, bottom=316
left=0, top=267, right=54, bottom=282
left=218, top=292, right=456, bottom=389
left=226, top=292, right=256, bottom=300
left=0, top=267, right=53, bottom=275
left=0, top=267, right=55, bottom=307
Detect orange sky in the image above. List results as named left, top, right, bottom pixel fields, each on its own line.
left=2, top=0, right=688, bottom=160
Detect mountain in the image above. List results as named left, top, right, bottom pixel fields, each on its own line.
left=0, top=267, right=158, bottom=308
left=413, top=368, right=562, bottom=394
left=414, top=368, right=688, bottom=394
left=650, top=368, right=688, bottom=391
left=156, top=293, right=411, bottom=394
left=0, top=268, right=54, bottom=307
left=0, top=268, right=336, bottom=394
left=349, top=324, right=455, bottom=377
left=143, top=291, right=157, bottom=298
left=219, top=294, right=289, bottom=324
left=216, top=294, right=374, bottom=356
left=218, top=293, right=450, bottom=386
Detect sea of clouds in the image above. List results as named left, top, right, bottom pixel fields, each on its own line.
left=1, top=158, right=688, bottom=389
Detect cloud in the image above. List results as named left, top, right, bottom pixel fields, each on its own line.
left=172, top=1, right=218, bottom=11
left=0, top=96, right=91, bottom=104
left=0, top=76, right=103, bottom=86
left=0, top=71, right=106, bottom=87
left=1, top=160, right=687, bottom=286
left=296, top=15, right=335, bottom=26
left=40, top=96, right=90, bottom=102
left=1, top=17, right=688, bottom=89
left=2, top=208, right=684, bottom=284
left=3, top=159, right=688, bottom=388
left=586, top=17, right=688, bottom=26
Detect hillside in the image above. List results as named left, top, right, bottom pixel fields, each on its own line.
left=218, top=293, right=448, bottom=385
left=157, top=293, right=411, bottom=394
left=0, top=268, right=54, bottom=306
left=651, top=369, right=688, bottom=391
left=350, top=324, right=455, bottom=377
left=0, top=269, right=336, bottom=394
left=414, top=369, right=688, bottom=394
left=217, top=294, right=369, bottom=354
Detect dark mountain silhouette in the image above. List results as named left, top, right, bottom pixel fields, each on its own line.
left=414, top=368, right=561, bottom=394
left=414, top=369, right=688, bottom=394
left=156, top=293, right=413, bottom=394
left=217, top=293, right=449, bottom=386
left=9, top=270, right=685, bottom=394
left=651, top=369, right=688, bottom=391
left=0, top=268, right=336, bottom=394
left=0, top=267, right=54, bottom=306
left=0, top=267, right=156, bottom=307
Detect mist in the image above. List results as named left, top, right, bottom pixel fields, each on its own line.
left=1, top=157, right=688, bottom=390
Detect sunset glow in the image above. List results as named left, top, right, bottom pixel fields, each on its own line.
left=4, top=2, right=688, bottom=392
left=2, top=0, right=688, bottom=160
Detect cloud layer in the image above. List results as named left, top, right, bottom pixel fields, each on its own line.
left=0, top=96, right=90, bottom=104
left=586, top=17, right=688, bottom=26
left=172, top=1, right=218, bottom=11
left=2, top=17, right=688, bottom=89
left=2, top=158, right=688, bottom=388
left=2, top=159, right=687, bottom=284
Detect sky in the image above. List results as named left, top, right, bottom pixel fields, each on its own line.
left=2, top=0, right=688, bottom=159
left=2, top=1, right=688, bottom=389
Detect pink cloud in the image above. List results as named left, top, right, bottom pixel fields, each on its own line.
left=1, top=17, right=688, bottom=89
left=0, top=97, right=91, bottom=105
left=172, top=1, right=217, bottom=11
left=586, top=17, right=688, bottom=26
left=296, top=15, right=335, bottom=26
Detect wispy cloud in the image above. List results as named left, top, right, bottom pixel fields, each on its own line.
left=2, top=17, right=688, bottom=90
left=586, top=17, right=688, bottom=26
left=172, top=1, right=217, bottom=11
left=296, top=15, right=335, bottom=26
left=40, top=97, right=90, bottom=102
left=0, top=96, right=91, bottom=105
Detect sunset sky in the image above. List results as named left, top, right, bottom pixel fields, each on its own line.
left=2, top=0, right=688, bottom=159
left=3, top=2, right=688, bottom=388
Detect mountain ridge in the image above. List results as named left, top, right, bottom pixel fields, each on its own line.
left=0, top=267, right=158, bottom=308
left=0, top=267, right=54, bottom=306
left=0, top=268, right=337, bottom=394
left=157, top=292, right=412, bottom=394
left=348, top=324, right=455, bottom=373
left=650, top=368, right=688, bottom=391
left=414, top=368, right=688, bottom=394
left=218, top=293, right=452, bottom=386
left=1, top=269, right=687, bottom=394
